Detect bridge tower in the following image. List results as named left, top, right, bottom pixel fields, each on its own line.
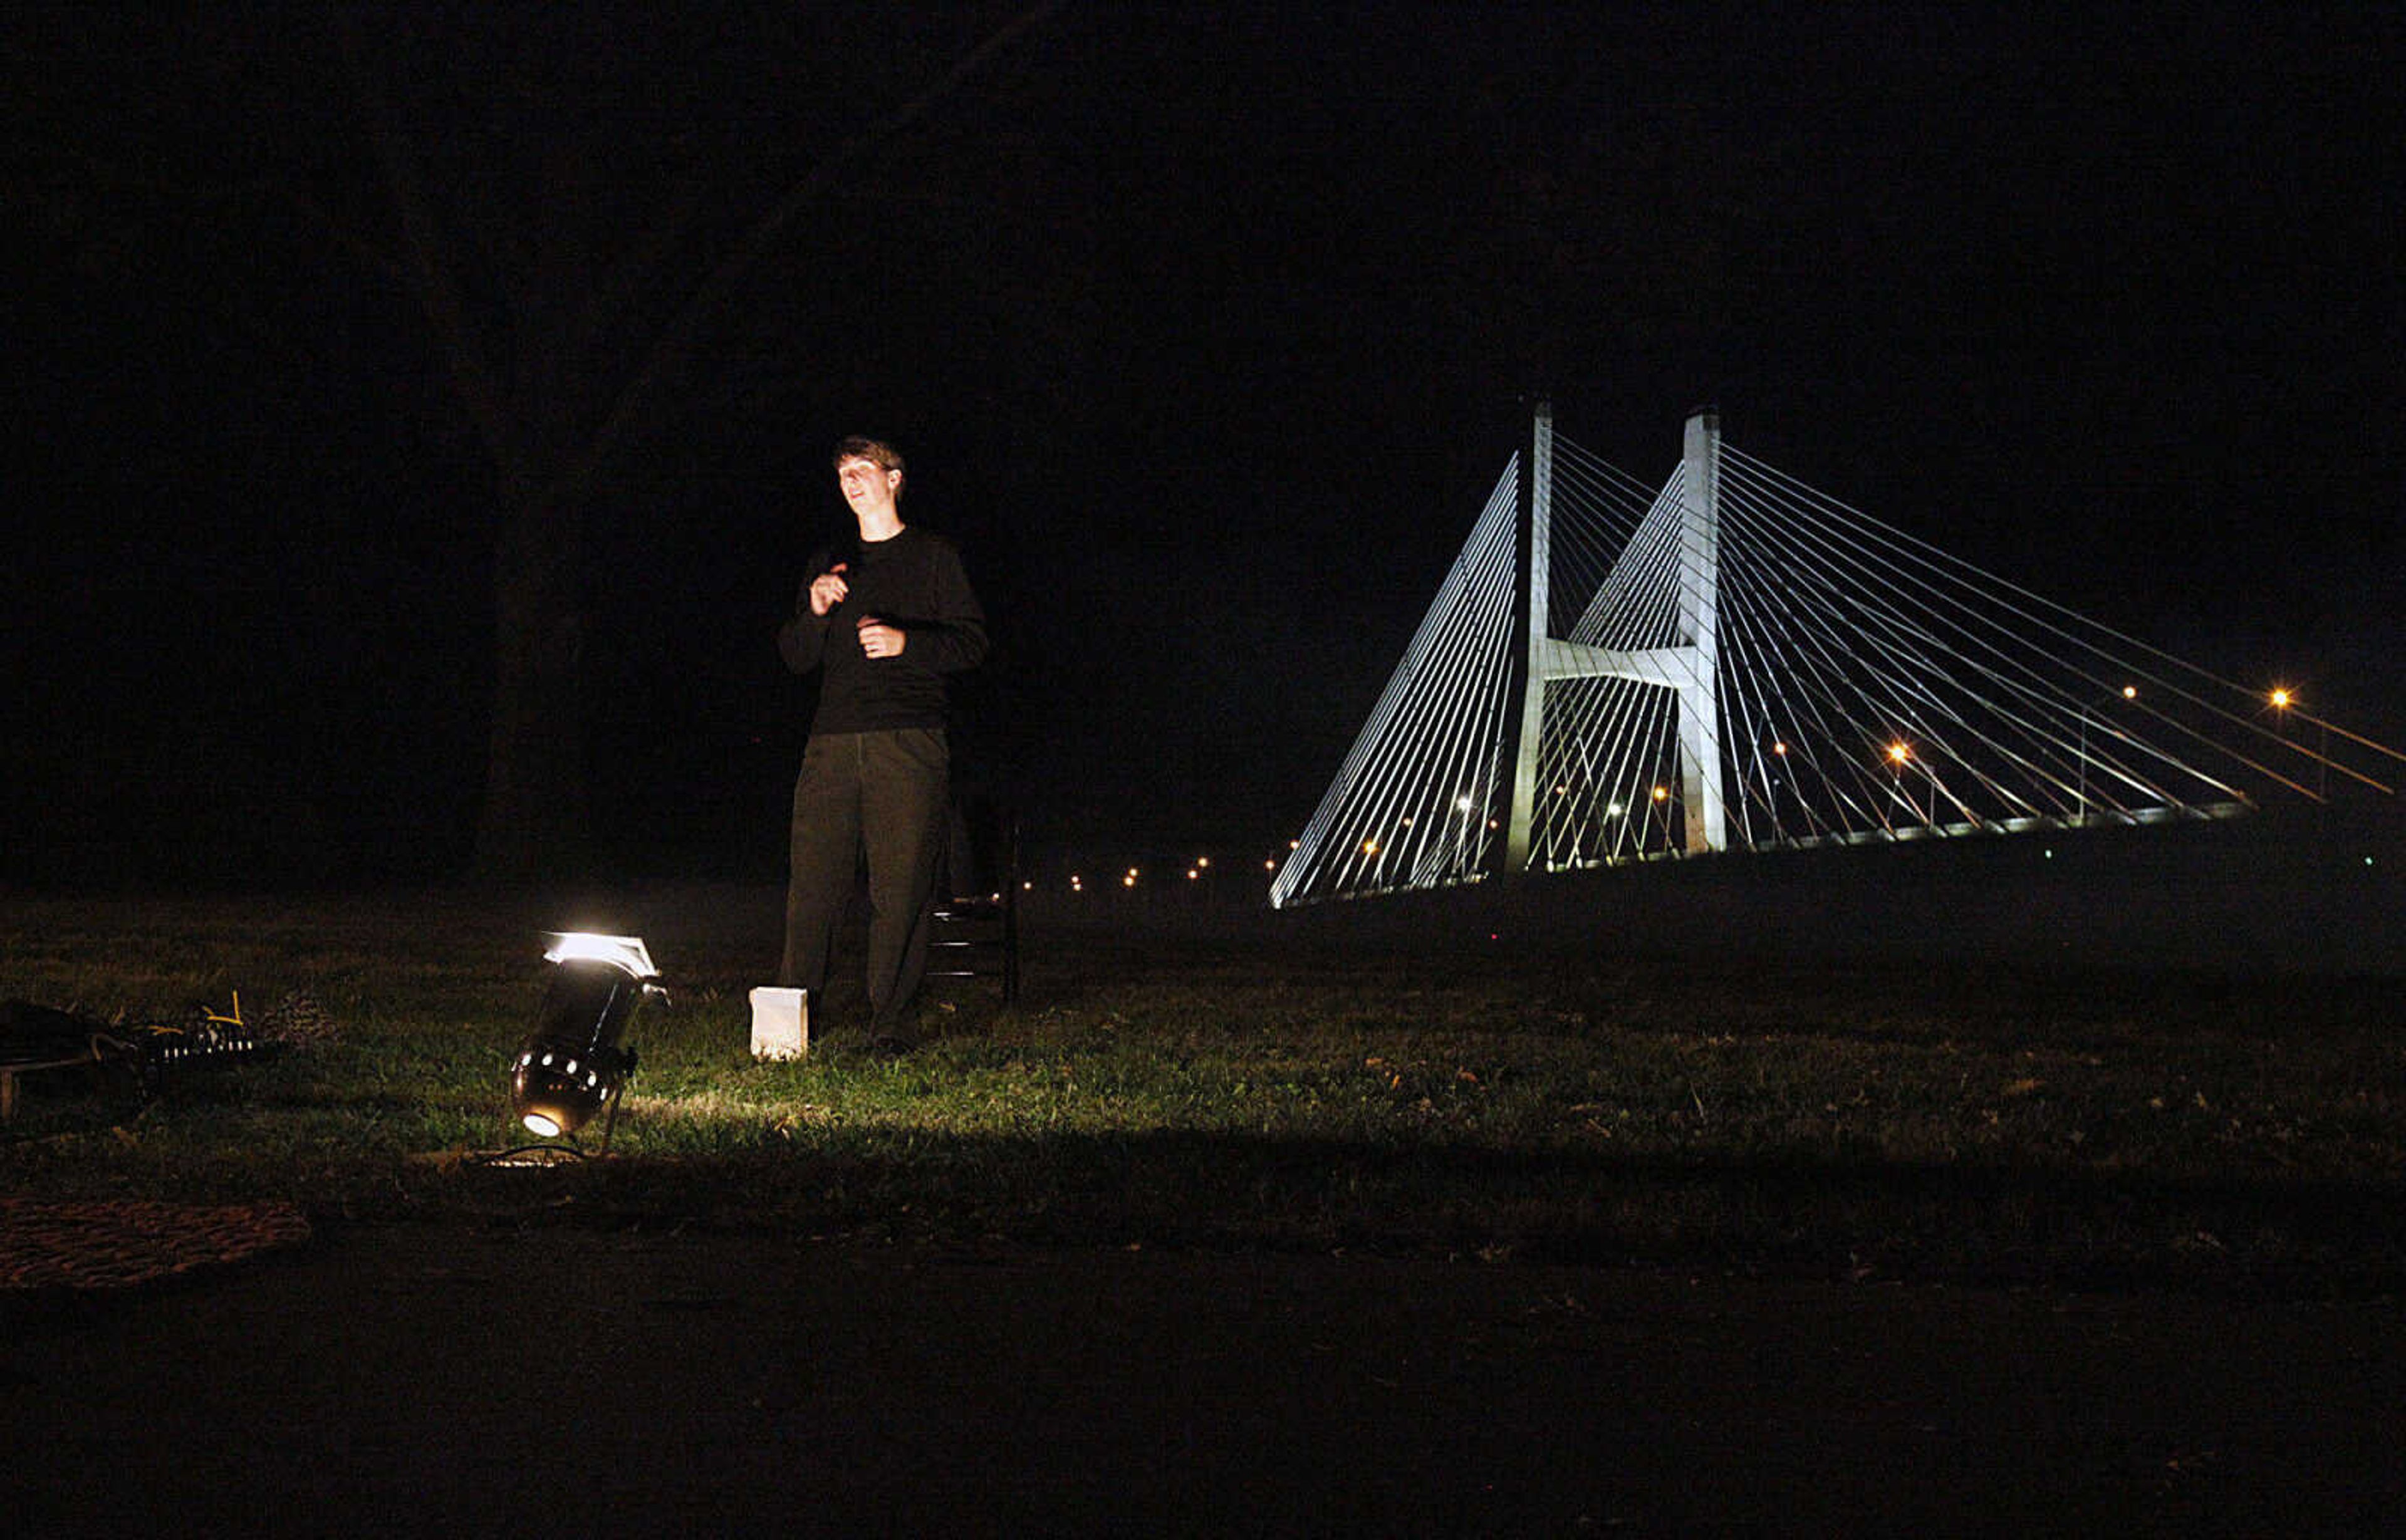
left=1502, top=405, right=1727, bottom=871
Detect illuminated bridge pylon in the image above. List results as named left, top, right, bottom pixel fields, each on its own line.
left=1269, top=403, right=2399, bottom=908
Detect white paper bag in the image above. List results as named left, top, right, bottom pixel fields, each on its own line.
left=748, top=987, right=808, bottom=1060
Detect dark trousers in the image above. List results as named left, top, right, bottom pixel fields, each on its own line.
left=779, top=727, right=950, bottom=1027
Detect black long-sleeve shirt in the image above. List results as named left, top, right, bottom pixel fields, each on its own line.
left=778, top=524, right=987, bottom=734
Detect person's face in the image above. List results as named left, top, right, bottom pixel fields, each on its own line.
left=836, top=456, right=901, bottom=516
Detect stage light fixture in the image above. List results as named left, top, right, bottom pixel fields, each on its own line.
left=509, top=933, right=662, bottom=1149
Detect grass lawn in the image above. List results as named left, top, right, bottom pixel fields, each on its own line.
left=4, top=838, right=2402, bottom=1296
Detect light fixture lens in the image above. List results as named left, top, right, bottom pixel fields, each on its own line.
left=522, top=1111, right=563, bottom=1138
left=543, top=933, right=660, bottom=977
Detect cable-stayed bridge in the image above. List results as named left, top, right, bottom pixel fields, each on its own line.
left=1271, top=405, right=2398, bottom=909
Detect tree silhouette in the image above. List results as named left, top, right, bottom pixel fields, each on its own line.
left=318, top=5, right=1066, bottom=880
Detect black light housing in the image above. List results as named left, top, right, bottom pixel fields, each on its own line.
left=509, top=934, right=660, bottom=1147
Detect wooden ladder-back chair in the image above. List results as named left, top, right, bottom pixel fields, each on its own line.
left=926, top=799, right=1020, bottom=1003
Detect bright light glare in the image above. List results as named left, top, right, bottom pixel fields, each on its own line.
left=543, top=933, right=659, bottom=978
left=1888, top=742, right=1910, bottom=763
left=2121, top=685, right=2138, bottom=699
left=1650, top=785, right=1668, bottom=801
left=2271, top=688, right=2293, bottom=708
left=521, top=1112, right=563, bottom=1138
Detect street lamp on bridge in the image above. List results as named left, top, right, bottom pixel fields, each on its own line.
left=2075, top=684, right=2140, bottom=825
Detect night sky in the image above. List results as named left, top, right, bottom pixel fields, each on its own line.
left=6, top=3, right=2400, bottom=887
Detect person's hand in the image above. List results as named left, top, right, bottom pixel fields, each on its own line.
left=857, top=615, right=906, bottom=658
left=808, top=563, right=850, bottom=617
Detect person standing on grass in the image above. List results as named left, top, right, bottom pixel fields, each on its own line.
left=778, top=435, right=987, bottom=1050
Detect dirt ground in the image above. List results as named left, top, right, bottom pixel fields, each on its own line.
left=5, top=1222, right=2402, bottom=1536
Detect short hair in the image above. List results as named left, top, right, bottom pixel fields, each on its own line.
left=832, top=435, right=905, bottom=496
